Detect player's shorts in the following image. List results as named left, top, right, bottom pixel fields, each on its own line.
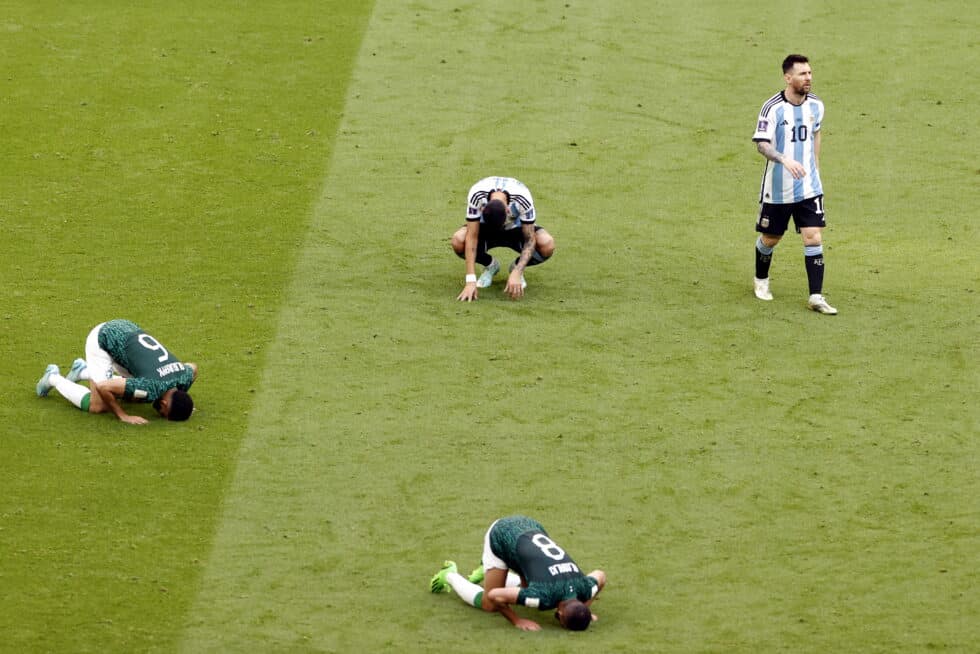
left=461, top=223, right=543, bottom=253
left=756, top=195, right=826, bottom=235
left=482, top=515, right=548, bottom=572
left=481, top=519, right=509, bottom=571
left=84, top=322, right=130, bottom=383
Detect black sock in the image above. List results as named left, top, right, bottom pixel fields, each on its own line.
left=755, top=242, right=773, bottom=279
left=805, top=253, right=825, bottom=294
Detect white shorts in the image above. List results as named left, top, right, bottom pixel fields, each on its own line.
left=84, top=323, right=130, bottom=382
left=481, top=519, right=509, bottom=571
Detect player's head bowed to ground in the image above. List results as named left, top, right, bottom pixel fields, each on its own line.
left=36, top=319, right=198, bottom=425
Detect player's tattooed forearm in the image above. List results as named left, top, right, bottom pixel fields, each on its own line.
left=757, top=141, right=782, bottom=163
left=519, top=242, right=535, bottom=269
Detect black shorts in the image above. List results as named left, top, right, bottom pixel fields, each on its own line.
left=756, top=195, right=826, bottom=235
left=476, top=223, right=543, bottom=253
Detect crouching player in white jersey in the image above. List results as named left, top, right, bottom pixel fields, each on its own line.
left=451, top=176, right=556, bottom=301
left=430, top=515, right=606, bottom=631
left=752, top=54, right=837, bottom=314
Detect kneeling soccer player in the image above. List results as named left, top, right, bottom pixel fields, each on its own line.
left=36, top=318, right=198, bottom=425
left=430, top=515, right=606, bottom=631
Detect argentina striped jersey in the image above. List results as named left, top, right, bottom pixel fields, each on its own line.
left=466, top=176, right=536, bottom=230
left=753, top=91, right=824, bottom=203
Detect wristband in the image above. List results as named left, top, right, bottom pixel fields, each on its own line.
left=465, top=274, right=477, bottom=284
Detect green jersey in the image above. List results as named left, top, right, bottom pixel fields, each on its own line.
left=97, top=319, right=195, bottom=402
left=489, top=515, right=599, bottom=611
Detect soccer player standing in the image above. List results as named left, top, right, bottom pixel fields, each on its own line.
left=752, top=54, right=837, bottom=314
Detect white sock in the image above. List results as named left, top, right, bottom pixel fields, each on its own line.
left=446, top=572, right=483, bottom=608
left=505, top=571, right=521, bottom=587
left=51, top=374, right=91, bottom=410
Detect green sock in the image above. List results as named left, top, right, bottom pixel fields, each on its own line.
left=52, top=375, right=91, bottom=411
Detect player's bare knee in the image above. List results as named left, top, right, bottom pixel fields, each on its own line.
left=451, top=229, right=467, bottom=255
left=800, top=227, right=822, bottom=245
left=536, top=233, right=556, bottom=258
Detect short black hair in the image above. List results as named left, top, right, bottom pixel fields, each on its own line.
left=482, top=198, right=507, bottom=229
left=560, top=600, right=592, bottom=631
left=168, top=390, right=194, bottom=421
left=782, top=54, right=809, bottom=73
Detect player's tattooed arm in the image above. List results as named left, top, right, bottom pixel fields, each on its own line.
left=757, top=140, right=806, bottom=179
left=756, top=140, right=783, bottom=164
left=514, top=223, right=537, bottom=273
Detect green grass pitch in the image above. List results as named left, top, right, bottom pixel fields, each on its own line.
left=1, top=1, right=977, bottom=652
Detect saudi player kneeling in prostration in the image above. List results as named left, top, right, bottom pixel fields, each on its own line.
left=430, top=515, right=607, bottom=631
left=35, top=319, right=198, bottom=425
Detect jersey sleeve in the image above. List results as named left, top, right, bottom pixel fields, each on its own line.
left=752, top=106, right=775, bottom=142
left=510, top=198, right=535, bottom=225
left=466, top=180, right=486, bottom=221
left=124, top=377, right=165, bottom=402
left=508, top=180, right=535, bottom=224
left=581, top=576, right=600, bottom=601
left=122, top=367, right=194, bottom=402
left=812, top=97, right=824, bottom=132
left=517, top=587, right=545, bottom=609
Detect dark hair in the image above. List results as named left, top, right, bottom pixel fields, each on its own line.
left=560, top=600, right=592, bottom=631
left=168, top=390, right=194, bottom=421
left=482, top=199, right=507, bottom=229
left=782, top=54, right=809, bottom=73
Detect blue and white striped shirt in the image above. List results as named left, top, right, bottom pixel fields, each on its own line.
left=753, top=91, right=824, bottom=204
